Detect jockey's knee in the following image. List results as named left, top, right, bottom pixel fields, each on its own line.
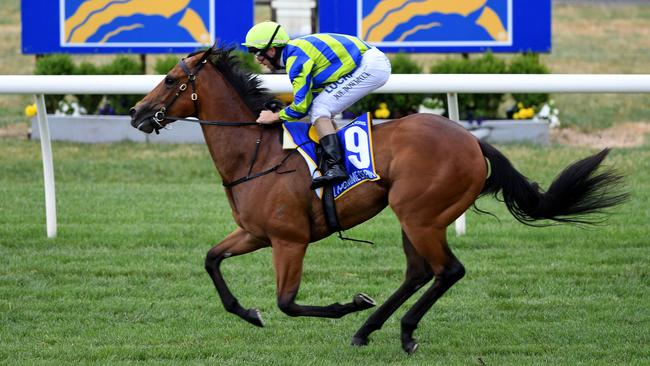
left=313, top=116, right=332, bottom=126
left=310, top=104, right=332, bottom=124
left=312, top=116, right=336, bottom=138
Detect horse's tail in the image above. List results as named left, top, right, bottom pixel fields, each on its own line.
left=478, top=140, right=628, bottom=225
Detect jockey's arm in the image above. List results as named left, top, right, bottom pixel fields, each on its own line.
left=278, top=57, right=315, bottom=122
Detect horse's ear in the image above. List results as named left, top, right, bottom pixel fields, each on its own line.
left=198, top=45, right=214, bottom=63
left=209, top=40, right=222, bottom=54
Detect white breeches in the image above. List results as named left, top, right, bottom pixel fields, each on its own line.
left=309, top=47, right=391, bottom=124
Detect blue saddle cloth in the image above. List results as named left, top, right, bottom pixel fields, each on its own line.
left=282, top=113, right=380, bottom=199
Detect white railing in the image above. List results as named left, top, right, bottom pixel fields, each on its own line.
left=1, top=74, right=649, bottom=238
left=2, top=74, right=650, bottom=94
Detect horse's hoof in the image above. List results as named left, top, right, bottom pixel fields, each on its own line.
left=402, top=339, right=419, bottom=355
left=244, top=308, right=265, bottom=327
left=351, top=336, right=369, bottom=347
left=353, top=293, right=376, bottom=310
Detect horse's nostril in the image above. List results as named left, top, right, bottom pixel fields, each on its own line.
left=129, top=107, right=137, bottom=119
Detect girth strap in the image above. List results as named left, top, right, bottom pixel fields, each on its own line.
left=322, top=186, right=341, bottom=232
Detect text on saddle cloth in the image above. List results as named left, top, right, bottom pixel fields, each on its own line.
left=282, top=112, right=381, bottom=199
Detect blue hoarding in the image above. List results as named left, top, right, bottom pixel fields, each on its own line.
left=22, top=0, right=253, bottom=54
left=319, top=0, right=551, bottom=53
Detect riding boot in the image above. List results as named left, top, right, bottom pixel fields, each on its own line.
left=311, top=134, right=348, bottom=190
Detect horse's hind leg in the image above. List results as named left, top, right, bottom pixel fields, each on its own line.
left=271, top=239, right=376, bottom=318
left=398, top=225, right=465, bottom=354
left=204, top=228, right=269, bottom=327
left=351, top=230, right=433, bottom=346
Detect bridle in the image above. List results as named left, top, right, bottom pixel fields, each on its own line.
left=145, top=50, right=258, bottom=134
left=142, top=48, right=297, bottom=188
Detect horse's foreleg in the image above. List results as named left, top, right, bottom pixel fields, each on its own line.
left=205, top=228, right=269, bottom=327
left=272, top=240, right=376, bottom=318
left=351, top=230, right=433, bottom=346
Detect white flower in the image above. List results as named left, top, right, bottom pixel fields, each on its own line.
left=535, top=102, right=561, bottom=128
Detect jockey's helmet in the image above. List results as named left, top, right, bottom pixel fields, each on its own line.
left=242, top=21, right=290, bottom=51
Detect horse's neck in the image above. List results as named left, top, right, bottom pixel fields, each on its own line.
left=199, top=105, right=281, bottom=185
left=196, top=67, right=285, bottom=186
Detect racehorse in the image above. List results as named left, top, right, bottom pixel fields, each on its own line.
left=129, top=46, right=627, bottom=354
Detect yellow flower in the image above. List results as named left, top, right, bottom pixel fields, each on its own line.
left=521, top=108, right=535, bottom=119
left=25, top=104, right=37, bottom=117
left=374, top=102, right=390, bottom=119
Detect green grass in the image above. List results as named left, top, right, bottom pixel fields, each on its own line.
left=1, top=140, right=648, bottom=365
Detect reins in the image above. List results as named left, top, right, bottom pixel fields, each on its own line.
left=161, top=116, right=298, bottom=188
left=150, top=49, right=297, bottom=188
left=156, top=115, right=260, bottom=127
left=223, top=148, right=298, bottom=188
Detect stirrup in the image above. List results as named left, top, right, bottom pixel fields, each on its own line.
left=310, top=166, right=347, bottom=189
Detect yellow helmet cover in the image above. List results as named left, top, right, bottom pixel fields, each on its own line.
left=242, top=21, right=290, bottom=49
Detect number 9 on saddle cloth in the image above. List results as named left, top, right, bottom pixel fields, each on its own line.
left=282, top=112, right=380, bottom=200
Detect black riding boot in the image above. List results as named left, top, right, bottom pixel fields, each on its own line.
left=311, top=134, right=348, bottom=189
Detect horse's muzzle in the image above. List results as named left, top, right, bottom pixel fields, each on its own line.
left=129, top=107, right=157, bottom=134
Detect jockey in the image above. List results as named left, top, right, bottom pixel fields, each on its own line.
left=243, top=21, right=391, bottom=189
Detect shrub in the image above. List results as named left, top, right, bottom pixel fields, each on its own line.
left=430, top=52, right=507, bottom=120
left=34, top=54, right=76, bottom=75
left=99, top=56, right=144, bottom=115
left=33, top=54, right=145, bottom=115
left=100, top=55, right=142, bottom=75
left=348, top=53, right=424, bottom=119
left=233, top=49, right=263, bottom=74
left=154, top=55, right=180, bottom=75
left=154, top=50, right=262, bottom=76
left=74, top=62, right=103, bottom=114
left=508, top=53, right=550, bottom=109
left=34, top=55, right=76, bottom=111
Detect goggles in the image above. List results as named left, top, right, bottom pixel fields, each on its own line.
left=247, top=47, right=265, bottom=57
left=247, top=25, right=282, bottom=58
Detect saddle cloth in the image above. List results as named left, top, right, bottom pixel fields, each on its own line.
left=282, top=112, right=380, bottom=199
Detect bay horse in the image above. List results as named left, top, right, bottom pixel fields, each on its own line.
left=129, top=46, right=627, bottom=354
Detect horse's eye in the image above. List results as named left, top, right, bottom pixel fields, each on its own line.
left=164, top=77, right=175, bottom=86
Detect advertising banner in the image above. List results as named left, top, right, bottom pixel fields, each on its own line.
left=22, top=0, right=252, bottom=54
left=319, top=0, right=551, bottom=53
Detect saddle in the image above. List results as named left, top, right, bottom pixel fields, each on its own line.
left=282, top=113, right=380, bottom=232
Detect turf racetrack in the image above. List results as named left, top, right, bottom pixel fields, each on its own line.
left=1, top=141, right=648, bottom=365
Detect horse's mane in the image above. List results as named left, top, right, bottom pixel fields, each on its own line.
left=189, top=46, right=278, bottom=116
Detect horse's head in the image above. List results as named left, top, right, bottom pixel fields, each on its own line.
left=131, top=46, right=281, bottom=134
left=130, top=49, right=212, bottom=134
